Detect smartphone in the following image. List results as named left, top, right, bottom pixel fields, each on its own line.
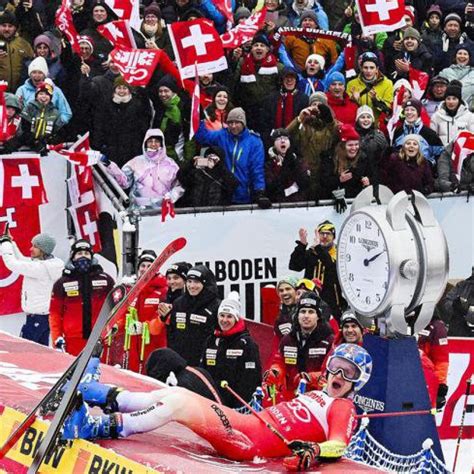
left=0, top=41, right=7, bottom=53
left=196, top=158, right=209, bottom=168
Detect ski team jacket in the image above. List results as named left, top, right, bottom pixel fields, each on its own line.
left=201, top=319, right=262, bottom=408
left=418, top=319, right=449, bottom=385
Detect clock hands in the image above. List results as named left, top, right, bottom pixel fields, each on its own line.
left=363, top=250, right=386, bottom=267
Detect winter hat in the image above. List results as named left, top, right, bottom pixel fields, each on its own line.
left=204, top=145, right=225, bottom=160
left=403, top=27, right=421, bottom=41
left=402, top=134, right=421, bottom=146
left=327, top=71, right=346, bottom=86
left=157, top=74, right=179, bottom=93
left=298, top=291, right=320, bottom=311
left=426, top=4, right=442, bottom=19
left=317, top=220, right=336, bottom=237
left=356, top=105, right=375, bottom=122
left=181, top=8, right=204, bottom=21
left=277, top=275, right=299, bottom=289
left=114, top=75, right=132, bottom=91
left=5, top=93, right=21, bottom=111
left=234, top=6, right=251, bottom=23
left=360, top=51, right=379, bottom=67
left=187, top=266, right=209, bottom=284
left=31, top=233, right=56, bottom=255
left=70, top=239, right=93, bottom=259
left=78, top=35, right=94, bottom=53
left=146, top=348, right=187, bottom=381
left=28, top=57, right=49, bottom=77
left=393, top=78, right=413, bottom=93
left=166, top=261, right=192, bottom=280
left=445, top=83, right=462, bottom=100
left=455, top=43, right=472, bottom=59
left=340, top=123, right=360, bottom=142
left=138, top=249, right=157, bottom=266
left=403, top=98, right=422, bottom=115
left=0, top=11, right=18, bottom=27
left=33, top=34, right=52, bottom=50
left=280, top=66, right=298, bottom=80
left=144, top=2, right=161, bottom=19
left=404, top=6, right=415, bottom=23
left=35, top=81, right=54, bottom=97
left=218, top=291, right=241, bottom=320
left=309, top=91, right=328, bottom=106
left=305, top=53, right=325, bottom=70
left=271, top=128, right=291, bottom=140
left=444, top=13, right=462, bottom=26
left=252, top=34, right=270, bottom=47
left=299, top=9, right=318, bottom=26
left=227, top=107, right=247, bottom=126
left=431, top=75, right=449, bottom=86
left=340, top=310, right=363, bottom=330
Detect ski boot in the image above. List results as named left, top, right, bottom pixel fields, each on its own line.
left=62, top=394, right=123, bottom=440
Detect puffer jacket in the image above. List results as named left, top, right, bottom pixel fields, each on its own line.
left=439, top=65, right=474, bottom=110
left=0, top=34, right=34, bottom=92
left=356, top=124, right=388, bottom=167
left=106, top=129, right=183, bottom=210
left=430, top=103, right=474, bottom=145
left=0, top=241, right=64, bottom=314
left=283, top=34, right=338, bottom=71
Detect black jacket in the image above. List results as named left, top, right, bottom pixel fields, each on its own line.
left=274, top=303, right=298, bottom=340
left=442, top=275, right=474, bottom=337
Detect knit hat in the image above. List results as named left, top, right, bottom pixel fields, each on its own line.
left=5, top=93, right=21, bottom=111
left=186, top=266, right=208, bottom=284
left=426, top=4, right=442, bottom=19
left=138, top=249, right=157, bottom=266
left=356, top=105, right=374, bottom=122
left=444, top=13, right=462, bottom=26
left=31, top=233, right=56, bottom=255
left=181, top=8, right=204, bottom=21
left=234, top=6, right=251, bottom=23
left=114, top=75, right=132, bottom=90
left=327, top=71, right=346, bottom=86
left=431, top=75, right=449, bottom=86
left=445, top=83, right=462, bottom=100
left=403, top=27, right=421, bottom=41
left=299, top=9, right=318, bottom=26
left=227, top=107, right=247, bottom=126
left=78, top=35, right=94, bottom=53
left=280, top=66, right=298, bottom=80
left=157, top=74, right=178, bottom=93
left=298, top=291, right=320, bottom=311
left=144, top=1, right=161, bottom=19
left=340, top=310, right=363, bottom=330
left=277, top=275, right=299, bottom=289
left=204, top=145, right=225, bottom=160
left=404, top=98, right=422, bottom=115
left=271, top=128, right=291, bottom=140
left=305, top=53, right=325, bottom=70
left=360, top=51, right=379, bottom=67
left=252, top=34, right=270, bottom=47
left=317, top=220, right=335, bottom=237
left=218, top=291, right=241, bottom=320
left=35, top=81, right=54, bottom=97
left=28, top=57, right=48, bottom=77
left=70, top=239, right=93, bottom=259
left=402, top=134, right=421, bottom=146
left=166, top=261, right=192, bottom=280
left=393, top=78, right=413, bottom=93
left=340, top=123, right=360, bottom=142
left=33, top=34, right=52, bottom=50
left=455, top=43, right=472, bottom=58
left=0, top=11, right=18, bottom=27
left=404, top=6, right=415, bottom=23
left=308, top=91, right=328, bottom=106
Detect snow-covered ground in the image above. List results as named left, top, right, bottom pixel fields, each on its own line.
left=441, top=439, right=473, bottom=473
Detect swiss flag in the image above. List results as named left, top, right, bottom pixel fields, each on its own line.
left=356, top=0, right=406, bottom=35
left=213, top=0, right=233, bottom=27
left=221, top=9, right=266, bottom=49
left=68, top=198, right=102, bottom=253
left=55, top=0, right=81, bottom=55
left=190, top=65, right=200, bottom=139
left=0, top=157, right=48, bottom=208
left=409, top=66, right=430, bottom=100
left=452, top=131, right=474, bottom=179
left=104, top=0, right=134, bottom=19
left=98, top=20, right=136, bottom=49
left=169, top=19, right=227, bottom=79
left=386, top=84, right=405, bottom=141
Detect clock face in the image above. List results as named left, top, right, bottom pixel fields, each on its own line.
left=337, top=212, right=391, bottom=314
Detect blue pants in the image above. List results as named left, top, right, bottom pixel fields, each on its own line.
left=20, top=314, right=50, bottom=346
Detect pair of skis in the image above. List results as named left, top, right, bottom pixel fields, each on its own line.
left=0, top=237, right=186, bottom=473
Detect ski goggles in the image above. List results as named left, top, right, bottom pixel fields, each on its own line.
left=327, top=356, right=361, bottom=382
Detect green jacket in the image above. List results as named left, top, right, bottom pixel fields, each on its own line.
left=0, top=34, right=33, bottom=92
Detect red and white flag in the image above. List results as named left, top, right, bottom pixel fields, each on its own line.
left=0, top=156, right=48, bottom=208
left=386, top=84, right=405, bottom=141
left=409, top=66, right=430, bottom=100
left=355, top=0, right=406, bottom=35
left=104, top=0, right=134, bottom=19
left=98, top=20, right=136, bottom=49
left=50, top=132, right=101, bottom=168
left=110, top=46, right=162, bottom=86
left=0, top=81, right=8, bottom=142
left=55, top=0, right=82, bottom=55
left=190, top=64, right=200, bottom=139
left=68, top=198, right=102, bottom=253
left=169, top=19, right=227, bottom=79
left=452, top=131, right=474, bottom=178
left=213, top=0, right=233, bottom=28
left=221, top=9, right=266, bottom=49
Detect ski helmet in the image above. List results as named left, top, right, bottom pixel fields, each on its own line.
left=326, top=343, right=372, bottom=392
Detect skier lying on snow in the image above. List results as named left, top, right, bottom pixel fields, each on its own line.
left=62, top=343, right=372, bottom=471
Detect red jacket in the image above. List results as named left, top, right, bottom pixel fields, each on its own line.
left=49, top=264, right=115, bottom=355
left=418, top=319, right=449, bottom=385
left=326, top=92, right=358, bottom=126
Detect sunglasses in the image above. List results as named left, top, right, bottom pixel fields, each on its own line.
left=327, top=356, right=361, bottom=382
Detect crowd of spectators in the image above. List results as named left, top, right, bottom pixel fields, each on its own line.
left=0, top=0, right=473, bottom=214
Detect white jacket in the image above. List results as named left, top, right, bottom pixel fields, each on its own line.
left=430, top=103, right=474, bottom=145
left=0, top=241, right=64, bottom=314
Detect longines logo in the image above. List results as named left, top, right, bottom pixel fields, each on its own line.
left=354, top=394, right=385, bottom=412
left=358, top=238, right=379, bottom=252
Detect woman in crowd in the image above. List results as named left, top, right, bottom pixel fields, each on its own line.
left=203, top=86, right=233, bottom=131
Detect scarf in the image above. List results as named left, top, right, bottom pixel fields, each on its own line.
left=160, top=94, right=181, bottom=131
left=442, top=32, right=466, bottom=53
left=214, top=318, right=246, bottom=338
left=275, top=89, right=296, bottom=128
left=112, top=93, right=132, bottom=104
left=274, top=27, right=351, bottom=46
left=240, top=52, right=278, bottom=83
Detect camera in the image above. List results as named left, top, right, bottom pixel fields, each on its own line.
left=0, top=41, right=7, bottom=53
left=195, top=158, right=209, bottom=168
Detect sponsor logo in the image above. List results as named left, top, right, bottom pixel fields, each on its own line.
left=66, top=290, right=79, bottom=297
left=190, top=314, right=207, bottom=324
left=245, top=362, right=256, bottom=369
left=177, top=323, right=186, bottom=330
left=226, top=349, right=243, bottom=358
left=284, top=357, right=297, bottom=365
left=358, top=237, right=379, bottom=252
left=92, top=280, right=108, bottom=287
left=63, top=281, right=78, bottom=289
left=354, top=394, right=385, bottom=412
left=269, top=406, right=288, bottom=426
left=439, top=338, right=448, bottom=345
left=210, top=404, right=233, bottom=434
left=419, top=329, right=430, bottom=336
left=144, top=298, right=160, bottom=305
left=308, top=348, right=327, bottom=356
left=305, top=391, right=326, bottom=408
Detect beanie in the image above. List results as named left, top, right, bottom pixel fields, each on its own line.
left=31, top=233, right=56, bottom=255
left=252, top=33, right=270, bottom=47
left=356, top=105, right=375, bottom=122
left=404, top=6, right=415, bottom=23
left=340, top=123, right=360, bottom=142
left=298, top=291, right=320, bottom=311
left=404, top=98, right=422, bottom=115
left=426, top=4, right=442, bottom=19
left=35, top=81, right=54, bottom=97
left=114, top=75, right=132, bottom=90
left=186, top=266, right=208, bottom=284
left=144, top=1, right=161, bottom=19
left=234, top=6, right=251, bottom=23
left=430, top=75, right=449, bottom=86
left=327, top=71, right=346, bottom=86
left=444, top=13, right=462, bottom=26
left=227, top=107, right=247, bottom=127
left=157, top=74, right=178, bottom=93
left=306, top=53, right=325, bottom=70
left=218, top=291, right=241, bottom=320
left=166, top=261, right=192, bottom=280
left=28, top=57, right=49, bottom=77
left=277, top=275, right=299, bottom=289
left=146, top=348, right=187, bottom=381
left=317, top=220, right=336, bottom=237
left=402, top=133, right=421, bottom=146
left=33, top=34, right=52, bottom=50
left=0, top=11, right=18, bottom=27
left=340, top=310, right=363, bottom=330
left=70, top=239, right=93, bottom=259
left=445, top=83, right=462, bottom=100
left=300, top=9, right=318, bottom=26
left=271, top=128, right=291, bottom=140
left=280, top=66, right=298, bottom=80
left=78, top=35, right=94, bottom=53
left=403, top=27, right=421, bottom=41
left=138, top=249, right=157, bottom=266
left=309, top=91, right=328, bottom=106
left=5, top=93, right=21, bottom=111
left=455, top=43, right=472, bottom=59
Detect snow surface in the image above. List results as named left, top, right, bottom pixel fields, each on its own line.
left=440, top=439, right=473, bottom=473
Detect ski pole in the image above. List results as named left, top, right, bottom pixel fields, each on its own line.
left=356, top=409, right=436, bottom=419
left=453, top=377, right=472, bottom=473
left=221, top=381, right=290, bottom=444
left=104, top=324, right=118, bottom=365
left=138, top=322, right=150, bottom=374
left=123, top=307, right=138, bottom=369
left=269, top=384, right=277, bottom=406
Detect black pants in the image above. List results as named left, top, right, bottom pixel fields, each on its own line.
left=20, top=314, right=50, bottom=346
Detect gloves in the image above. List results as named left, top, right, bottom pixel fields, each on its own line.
left=293, top=372, right=320, bottom=392
left=254, top=191, right=272, bottom=210
left=127, top=320, right=143, bottom=336
left=263, top=368, right=283, bottom=386
left=55, top=336, right=66, bottom=352
left=453, top=296, right=469, bottom=315
left=436, top=383, right=448, bottom=410
left=283, top=441, right=320, bottom=471
left=100, top=154, right=111, bottom=167
left=332, top=188, right=347, bottom=214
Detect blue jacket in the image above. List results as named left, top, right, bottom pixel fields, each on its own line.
left=16, top=79, right=73, bottom=125
left=198, top=0, right=235, bottom=33
left=195, top=122, right=265, bottom=204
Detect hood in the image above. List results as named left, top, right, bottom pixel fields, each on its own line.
left=142, top=128, right=166, bottom=154
left=146, top=348, right=187, bottom=381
